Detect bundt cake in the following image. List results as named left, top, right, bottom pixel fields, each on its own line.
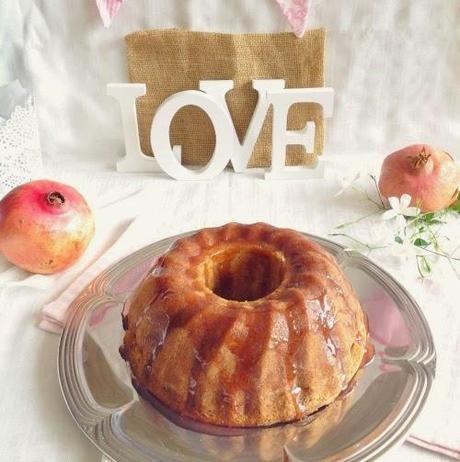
left=139, top=388, right=354, bottom=461
left=120, top=223, right=370, bottom=427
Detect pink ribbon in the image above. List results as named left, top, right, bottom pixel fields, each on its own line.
left=96, top=0, right=309, bottom=36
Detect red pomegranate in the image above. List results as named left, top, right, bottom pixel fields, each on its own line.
left=379, top=144, right=460, bottom=212
left=0, top=180, right=95, bottom=274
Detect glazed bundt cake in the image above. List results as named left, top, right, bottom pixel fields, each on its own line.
left=120, top=223, right=370, bottom=427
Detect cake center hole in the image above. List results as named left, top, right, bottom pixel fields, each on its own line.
left=204, top=246, right=286, bottom=302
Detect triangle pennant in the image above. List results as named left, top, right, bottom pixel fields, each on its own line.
left=96, top=0, right=124, bottom=28
left=275, top=0, right=309, bottom=37
left=95, top=0, right=309, bottom=37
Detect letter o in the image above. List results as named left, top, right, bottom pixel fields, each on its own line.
left=150, top=90, right=234, bottom=180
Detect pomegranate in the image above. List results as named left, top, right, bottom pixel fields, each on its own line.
left=0, top=180, right=95, bottom=274
left=378, top=144, right=460, bottom=212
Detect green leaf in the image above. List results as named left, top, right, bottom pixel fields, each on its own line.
left=416, top=256, right=432, bottom=278
left=394, top=236, right=403, bottom=244
left=429, top=219, right=446, bottom=225
left=422, top=212, right=435, bottom=222
left=414, top=238, right=430, bottom=247
left=421, top=257, right=432, bottom=274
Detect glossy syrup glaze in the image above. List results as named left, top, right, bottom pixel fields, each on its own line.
left=121, top=223, right=371, bottom=427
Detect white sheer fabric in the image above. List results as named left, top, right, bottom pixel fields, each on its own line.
left=1, top=0, right=459, bottom=167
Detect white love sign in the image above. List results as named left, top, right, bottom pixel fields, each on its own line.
left=107, top=80, right=334, bottom=180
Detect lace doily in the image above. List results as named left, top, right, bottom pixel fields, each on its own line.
left=0, top=104, right=42, bottom=197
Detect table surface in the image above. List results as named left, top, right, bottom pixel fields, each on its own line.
left=0, top=160, right=455, bottom=462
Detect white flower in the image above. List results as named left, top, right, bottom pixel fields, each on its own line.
left=333, top=171, right=361, bottom=197
left=365, top=221, right=397, bottom=248
left=381, top=194, right=420, bottom=227
left=390, top=234, right=418, bottom=260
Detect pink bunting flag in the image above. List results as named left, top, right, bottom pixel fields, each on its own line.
left=96, top=0, right=309, bottom=37
left=96, top=0, right=124, bottom=28
left=275, top=0, right=309, bottom=37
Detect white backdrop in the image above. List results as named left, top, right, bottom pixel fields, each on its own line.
left=1, top=0, right=459, bottom=168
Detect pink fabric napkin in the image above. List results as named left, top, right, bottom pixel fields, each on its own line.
left=407, top=436, right=460, bottom=460
left=362, top=289, right=460, bottom=459
left=40, top=217, right=149, bottom=333
left=40, top=241, right=136, bottom=332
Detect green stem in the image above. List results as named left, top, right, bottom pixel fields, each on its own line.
left=329, top=233, right=387, bottom=252
left=351, top=185, right=384, bottom=209
left=426, top=226, right=439, bottom=248
left=416, top=256, right=427, bottom=279
left=418, top=246, right=460, bottom=261
left=370, top=174, right=386, bottom=209
left=406, top=211, right=440, bottom=226
left=335, top=211, right=380, bottom=229
left=447, top=256, right=460, bottom=278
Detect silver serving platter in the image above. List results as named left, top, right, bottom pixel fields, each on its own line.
left=58, top=231, right=436, bottom=462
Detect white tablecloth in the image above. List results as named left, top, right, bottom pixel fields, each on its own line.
left=0, top=159, right=457, bottom=461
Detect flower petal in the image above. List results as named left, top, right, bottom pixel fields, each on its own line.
left=334, top=187, right=345, bottom=197
left=403, top=206, right=420, bottom=217
left=395, top=214, right=407, bottom=230
left=400, top=193, right=412, bottom=209
left=388, top=196, right=401, bottom=211
left=382, top=209, right=397, bottom=220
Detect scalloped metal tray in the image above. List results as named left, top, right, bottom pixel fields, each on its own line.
left=58, top=231, right=435, bottom=462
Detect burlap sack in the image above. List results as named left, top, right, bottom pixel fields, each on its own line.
left=125, top=28, right=325, bottom=167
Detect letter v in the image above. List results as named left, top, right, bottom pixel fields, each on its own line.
left=199, top=80, right=285, bottom=173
